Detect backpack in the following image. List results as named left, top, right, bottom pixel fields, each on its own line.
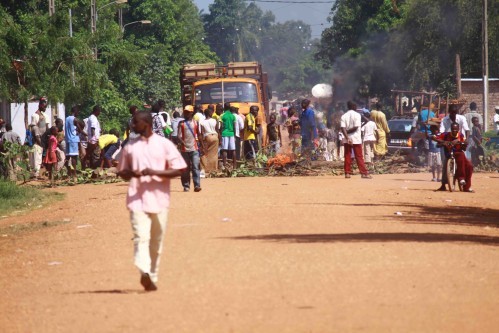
left=24, top=129, right=34, bottom=147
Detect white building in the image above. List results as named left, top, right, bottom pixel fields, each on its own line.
left=0, top=99, right=65, bottom=143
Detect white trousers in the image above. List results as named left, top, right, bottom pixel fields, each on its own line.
left=130, top=210, right=168, bottom=283
left=29, top=144, right=43, bottom=175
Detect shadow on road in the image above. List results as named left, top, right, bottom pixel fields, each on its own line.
left=295, top=202, right=499, bottom=228
left=225, top=233, right=499, bottom=246
left=72, top=289, right=144, bottom=295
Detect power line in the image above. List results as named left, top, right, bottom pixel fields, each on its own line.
left=245, top=0, right=333, bottom=3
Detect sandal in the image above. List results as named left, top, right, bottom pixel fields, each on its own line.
left=345, top=174, right=351, bottom=179
left=361, top=174, right=372, bottom=179
left=464, top=189, right=475, bottom=193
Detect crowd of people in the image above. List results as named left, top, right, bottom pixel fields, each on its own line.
left=2, top=97, right=496, bottom=192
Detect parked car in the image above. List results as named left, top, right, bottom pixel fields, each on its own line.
left=387, top=117, right=426, bottom=156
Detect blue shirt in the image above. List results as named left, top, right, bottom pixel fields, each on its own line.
left=428, top=137, right=439, bottom=153
left=300, top=107, right=318, bottom=140
left=65, top=115, right=79, bottom=143
left=418, top=109, right=435, bottom=133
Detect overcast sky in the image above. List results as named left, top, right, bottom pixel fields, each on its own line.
left=193, top=0, right=333, bottom=38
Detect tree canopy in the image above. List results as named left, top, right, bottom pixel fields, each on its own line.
left=316, top=0, right=499, bottom=101
left=202, top=0, right=331, bottom=98
left=0, top=0, right=217, bottom=130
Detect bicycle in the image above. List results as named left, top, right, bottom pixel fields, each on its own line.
left=444, top=144, right=465, bottom=193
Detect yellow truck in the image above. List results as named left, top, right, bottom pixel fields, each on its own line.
left=180, top=62, right=271, bottom=142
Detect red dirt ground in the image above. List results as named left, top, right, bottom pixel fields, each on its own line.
left=1, top=173, right=498, bottom=332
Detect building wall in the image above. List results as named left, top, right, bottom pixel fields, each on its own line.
left=461, top=80, right=499, bottom=131
left=8, top=102, right=65, bottom=143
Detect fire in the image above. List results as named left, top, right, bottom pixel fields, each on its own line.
left=267, top=154, right=294, bottom=167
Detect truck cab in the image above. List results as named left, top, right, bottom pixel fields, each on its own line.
left=180, top=62, right=270, bottom=143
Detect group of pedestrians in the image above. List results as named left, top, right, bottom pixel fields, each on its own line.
left=279, top=99, right=395, bottom=179
left=152, top=102, right=265, bottom=191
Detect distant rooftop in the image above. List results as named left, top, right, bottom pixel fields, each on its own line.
left=461, top=78, right=499, bottom=81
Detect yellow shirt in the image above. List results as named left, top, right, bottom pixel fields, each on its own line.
left=244, top=114, right=256, bottom=141
left=98, top=134, right=118, bottom=149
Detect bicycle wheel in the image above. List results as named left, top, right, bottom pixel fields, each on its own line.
left=445, top=157, right=455, bottom=192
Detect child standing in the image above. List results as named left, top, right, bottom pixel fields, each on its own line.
left=318, top=126, right=329, bottom=160
left=361, top=113, right=377, bottom=168
left=286, top=107, right=301, bottom=156
left=469, top=117, right=484, bottom=166
left=266, top=113, right=281, bottom=156
left=427, top=125, right=442, bottom=181
left=43, top=126, right=58, bottom=187
left=325, top=125, right=337, bottom=161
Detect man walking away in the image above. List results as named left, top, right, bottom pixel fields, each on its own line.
left=178, top=105, right=203, bottom=192
left=65, top=106, right=84, bottom=181
left=370, top=102, right=390, bottom=158
left=118, top=112, right=186, bottom=291
left=85, top=105, right=102, bottom=169
left=151, top=103, right=165, bottom=138
left=341, top=101, right=371, bottom=179
left=220, top=102, right=237, bottom=170
left=299, top=99, right=318, bottom=157
left=170, top=111, right=183, bottom=146
left=29, top=114, right=43, bottom=178
left=244, top=106, right=260, bottom=160
left=0, top=123, right=22, bottom=181
left=232, top=106, right=245, bottom=160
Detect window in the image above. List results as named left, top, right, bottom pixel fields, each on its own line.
left=194, top=82, right=258, bottom=104
left=388, top=120, right=412, bottom=132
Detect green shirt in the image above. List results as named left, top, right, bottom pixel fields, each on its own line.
left=221, top=110, right=236, bottom=137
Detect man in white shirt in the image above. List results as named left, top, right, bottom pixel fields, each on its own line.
left=437, top=104, right=470, bottom=191
left=157, top=100, right=172, bottom=127
left=85, top=105, right=101, bottom=169
left=440, top=105, right=470, bottom=137
left=340, top=101, right=371, bottom=179
left=494, top=106, right=499, bottom=135
left=464, top=102, right=483, bottom=128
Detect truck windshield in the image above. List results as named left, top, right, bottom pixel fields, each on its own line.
left=194, top=82, right=258, bottom=104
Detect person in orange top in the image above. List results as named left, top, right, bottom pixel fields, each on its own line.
left=431, top=122, right=474, bottom=192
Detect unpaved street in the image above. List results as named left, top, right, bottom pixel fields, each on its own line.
left=1, top=173, right=498, bottom=332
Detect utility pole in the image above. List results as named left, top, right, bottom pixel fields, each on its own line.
left=119, top=8, right=123, bottom=32
left=91, top=0, right=97, bottom=59
left=48, top=0, right=55, bottom=16
left=482, top=0, right=489, bottom=131
left=91, top=0, right=97, bottom=34
left=69, top=8, right=75, bottom=86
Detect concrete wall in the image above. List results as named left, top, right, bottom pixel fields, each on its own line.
left=5, top=102, right=65, bottom=143
left=461, top=79, right=499, bottom=131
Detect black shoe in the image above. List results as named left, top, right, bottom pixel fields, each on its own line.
left=140, top=273, right=157, bottom=291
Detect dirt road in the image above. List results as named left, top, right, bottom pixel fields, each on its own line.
left=1, top=173, right=498, bottom=332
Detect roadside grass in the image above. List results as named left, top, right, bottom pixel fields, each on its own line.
left=0, top=220, right=71, bottom=236
left=0, top=180, right=64, bottom=217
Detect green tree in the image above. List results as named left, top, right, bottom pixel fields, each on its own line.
left=317, top=0, right=499, bottom=100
